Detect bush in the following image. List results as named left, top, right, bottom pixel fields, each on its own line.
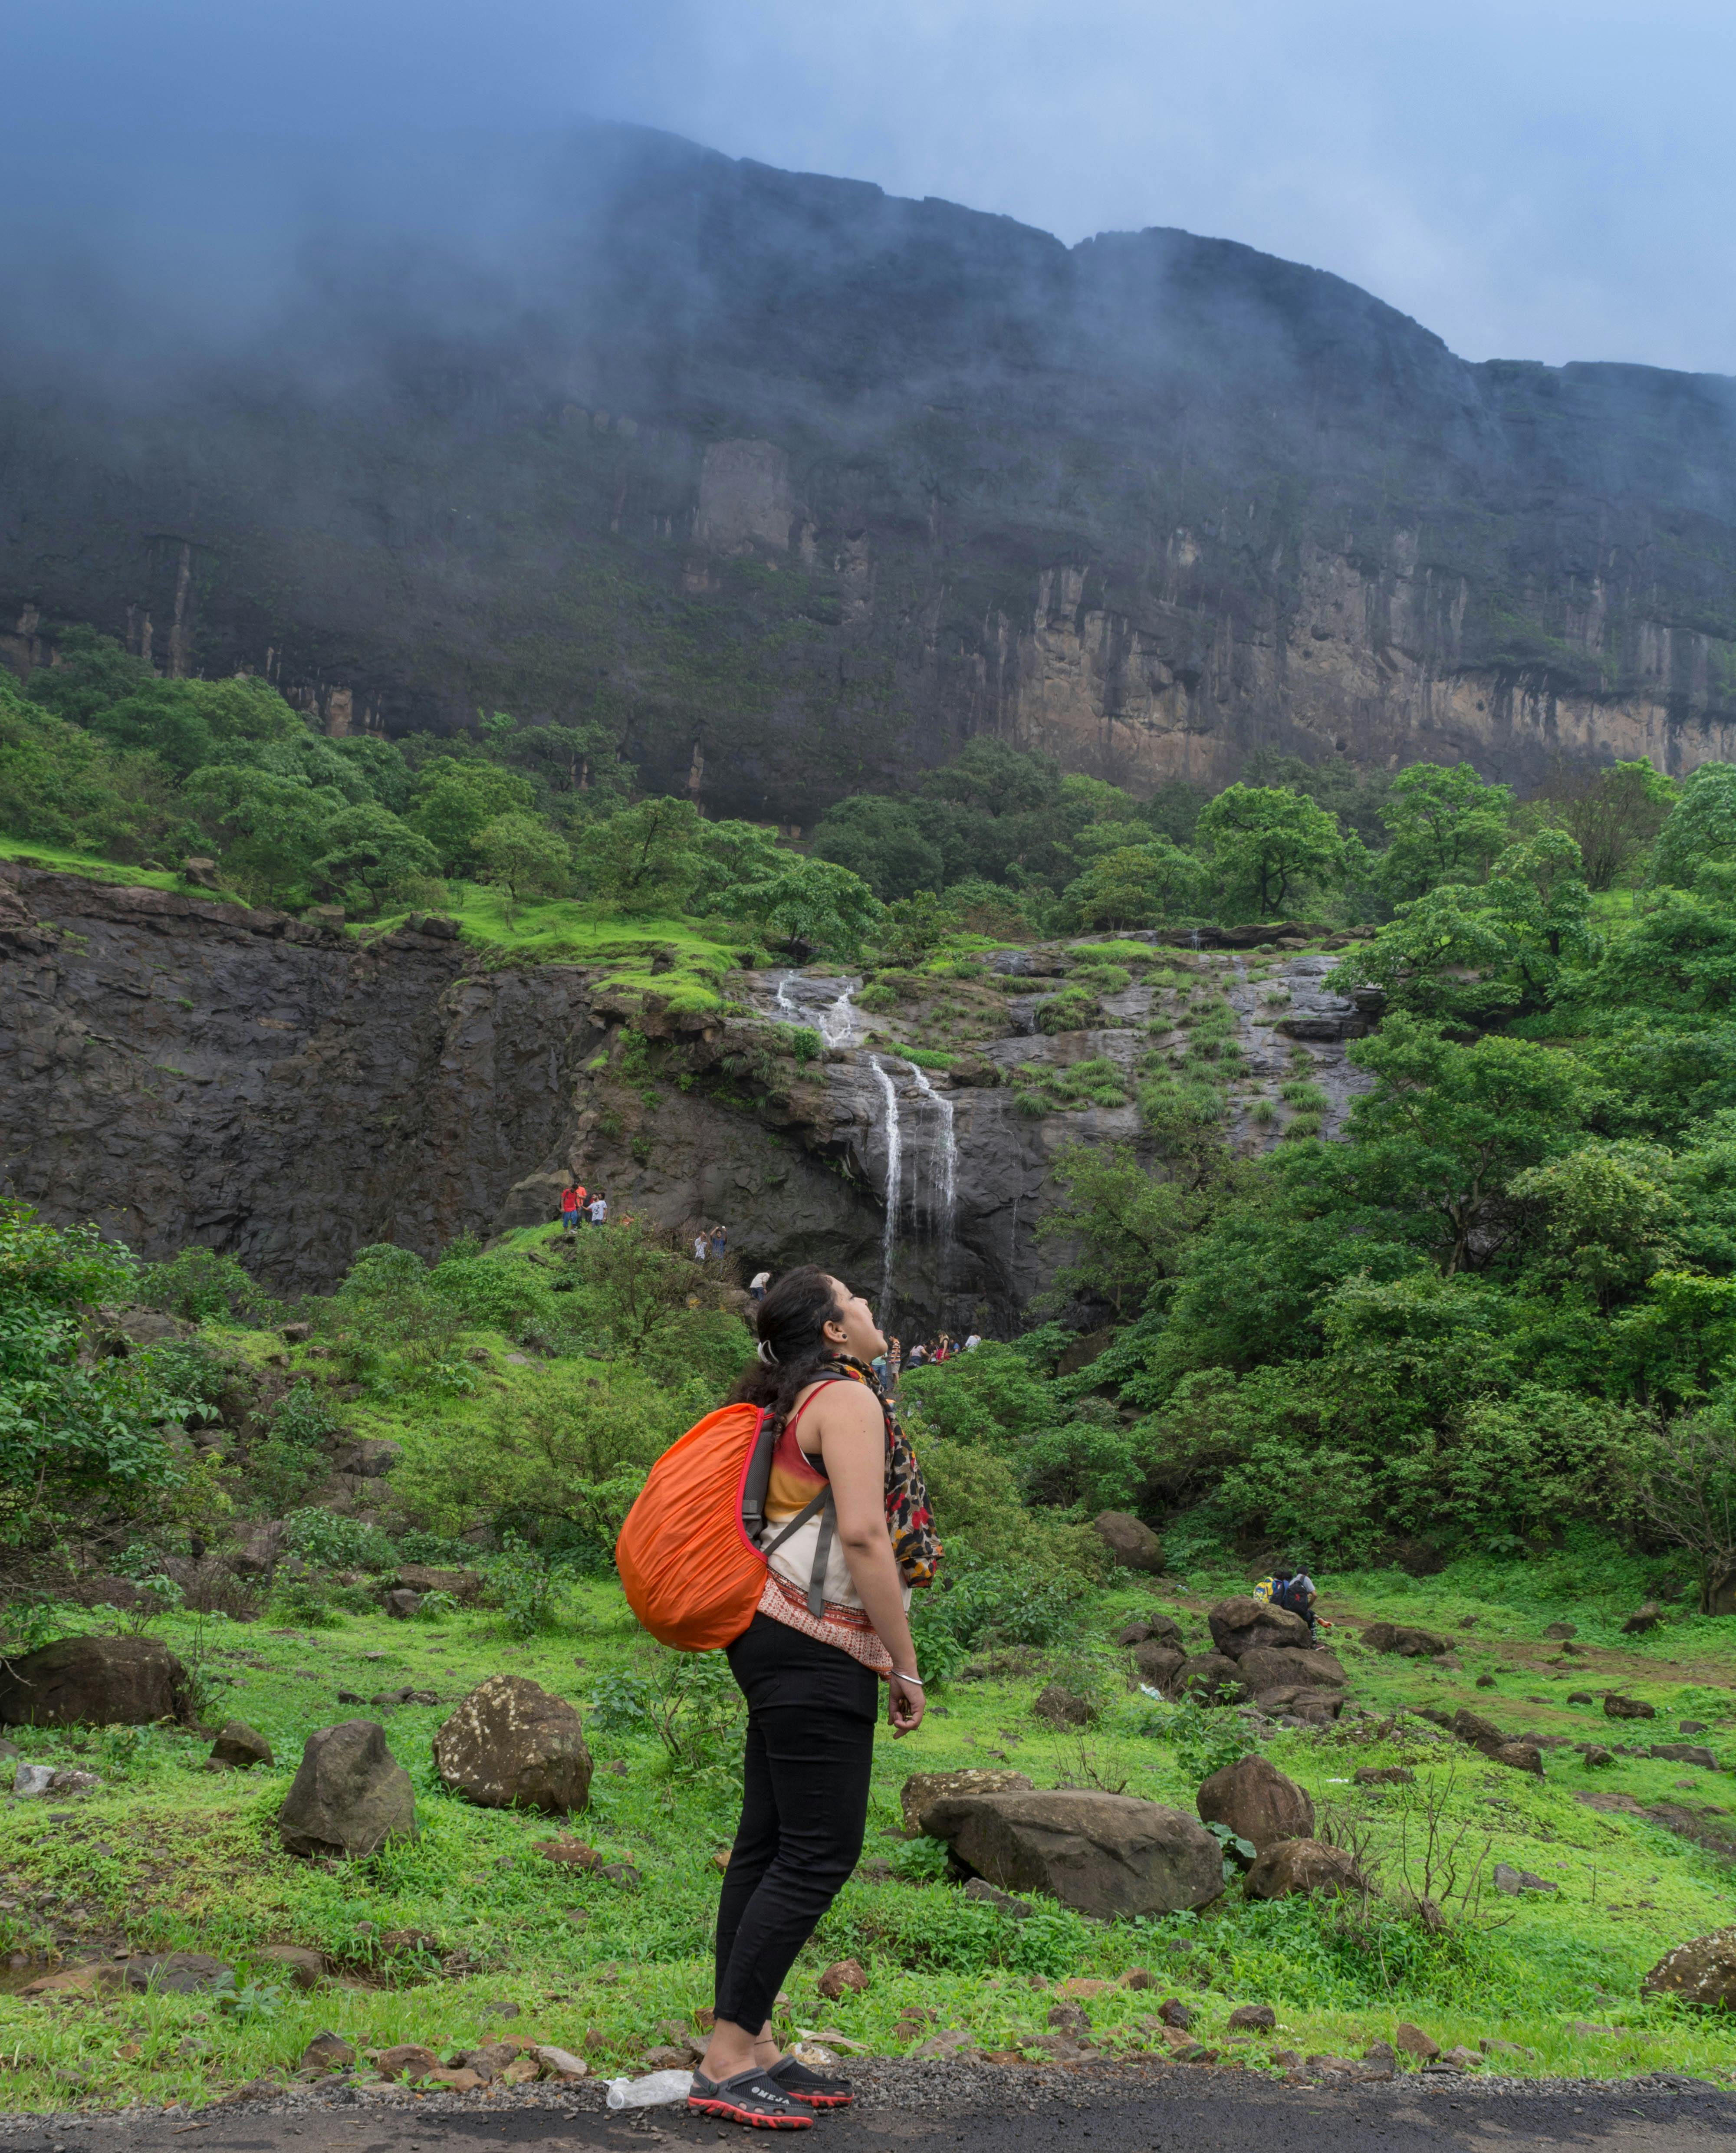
left=1037, top=987, right=1102, bottom=1034
left=135, top=1246, right=272, bottom=1323
left=283, top=1508, right=395, bottom=1571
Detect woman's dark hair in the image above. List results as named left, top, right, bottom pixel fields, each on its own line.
left=728, top=1266, right=844, bottom=1428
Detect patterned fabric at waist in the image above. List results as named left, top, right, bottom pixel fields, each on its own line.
left=756, top=1572, right=891, bottom=1675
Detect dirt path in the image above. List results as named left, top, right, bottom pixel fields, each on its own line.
left=0, top=2070, right=1730, bottom=2153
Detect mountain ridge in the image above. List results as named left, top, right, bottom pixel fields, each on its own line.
left=3, top=121, right=1735, bottom=817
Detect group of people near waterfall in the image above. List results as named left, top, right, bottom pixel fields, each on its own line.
left=557, top=1181, right=607, bottom=1232
left=693, top=1223, right=730, bottom=1262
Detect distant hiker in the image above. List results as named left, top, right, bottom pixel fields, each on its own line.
left=963, top=1331, right=982, bottom=1352
left=685, top=1267, right=939, bottom=2128
left=711, top=1223, right=729, bottom=1261
left=750, top=1269, right=771, bottom=1304
left=589, top=1194, right=608, bottom=1226
left=695, top=1231, right=710, bottom=1262
left=906, top=1342, right=927, bottom=1369
left=1254, top=1569, right=1325, bottom=1640
left=560, top=1182, right=581, bottom=1236
left=885, top=1336, right=902, bottom=1391
left=934, top=1333, right=954, bottom=1363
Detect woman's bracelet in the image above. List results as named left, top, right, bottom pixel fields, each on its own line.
left=892, top=1670, right=924, bottom=1685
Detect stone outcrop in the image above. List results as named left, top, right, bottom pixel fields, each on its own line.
left=432, top=1676, right=592, bottom=1814
left=1361, top=1623, right=1449, bottom=1659
left=277, top=1720, right=418, bottom=1858
left=918, top=1788, right=1222, bottom=1918
left=208, top=1720, right=273, bottom=1770
left=0, top=1636, right=191, bottom=1728
left=1195, top=1756, right=1315, bottom=1853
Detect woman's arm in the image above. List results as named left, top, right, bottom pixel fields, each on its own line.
left=811, top=1384, right=924, bottom=1736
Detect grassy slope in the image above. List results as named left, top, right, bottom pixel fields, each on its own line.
left=1, top=1562, right=1732, bottom=2112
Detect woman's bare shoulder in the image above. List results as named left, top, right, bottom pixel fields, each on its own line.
left=807, top=1377, right=884, bottom=1443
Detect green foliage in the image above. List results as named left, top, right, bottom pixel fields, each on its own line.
left=1036, top=985, right=1101, bottom=1032
left=473, top=812, right=571, bottom=907
left=1648, top=761, right=1736, bottom=890
left=1195, top=784, right=1347, bottom=917
left=492, top=1536, right=569, bottom=1638
left=1534, top=759, right=1675, bottom=891
left=1062, top=838, right=1204, bottom=929
left=727, top=853, right=884, bottom=959
left=282, top=1507, right=395, bottom=1571
left=135, top=1246, right=271, bottom=1323
left=572, top=798, right=705, bottom=914
left=1374, top=762, right=1514, bottom=904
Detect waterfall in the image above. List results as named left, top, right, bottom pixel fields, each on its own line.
left=770, top=970, right=858, bottom=1046
left=869, top=1055, right=902, bottom=1319
left=904, top=1063, right=957, bottom=1227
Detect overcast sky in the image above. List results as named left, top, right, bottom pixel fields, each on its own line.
left=14, top=0, right=1734, bottom=374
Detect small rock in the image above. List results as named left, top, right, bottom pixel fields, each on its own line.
left=1567, top=1690, right=1595, bottom=1704
left=1058, top=1977, right=1108, bottom=1998
left=1394, top=2022, right=1440, bottom=2061
left=13, top=1762, right=56, bottom=1799
left=1475, top=1674, right=1497, bottom=1689
left=299, top=2033, right=355, bottom=2071
left=1604, top=1694, right=1657, bottom=1720
left=910, top=2029, right=976, bottom=2060
left=1361, top=1622, right=1450, bottom=1658
left=818, top=1958, right=869, bottom=1999
left=1046, top=2002, right=1089, bottom=2038
left=1120, top=1967, right=1154, bottom=1989
left=640, top=2046, right=687, bottom=2071
left=533, top=2045, right=588, bottom=2080
left=1440, top=2046, right=1481, bottom=2069
left=1650, top=1743, right=1717, bottom=1768
left=1227, top=2004, right=1276, bottom=2031
left=208, top=1720, right=273, bottom=1771
left=384, top=1590, right=423, bottom=1620
left=1352, top=1767, right=1414, bottom=1787
left=533, top=1835, right=601, bottom=1867
left=1364, top=2039, right=1396, bottom=2068
left=124, top=1953, right=233, bottom=1995
left=1493, top=1862, right=1558, bottom=1895
left=480, top=1999, right=521, bottom=2018
left=1031, top=1683, right=1095, bottom=1728
left=963, top=1876, right=1030, bottom=1919
left=424, top=2068, right=482, bottom=2092
left=1621, top=1603, right=1661, bottom=1635
left=254, top=1945, right=324, bottom=1990
left=1542, top=1622, right=1577, bottom=1639
left=1481, top=2037, right=1536, bottom=2058
left=1680, top=1719, right=1708, bottom=1733
left=602, top=1861, right=641, bottom=1888
left=1157, top=1998, right=1193, bottom=2029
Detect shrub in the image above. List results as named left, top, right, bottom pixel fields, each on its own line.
left=283, top=1508, right=395, bottom=1571
left=1037, top=987, right=1102, bottom=1034
left=135, top=1246, right=273, bottom=1323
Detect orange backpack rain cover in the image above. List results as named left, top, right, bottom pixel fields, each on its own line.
left=615, top=1402, right=769, bottom=1650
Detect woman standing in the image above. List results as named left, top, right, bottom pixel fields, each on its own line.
left=689, top=1268, right=939, bottom=2130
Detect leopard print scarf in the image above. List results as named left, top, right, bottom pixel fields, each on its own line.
left=819, top=1356, right=942, bottom=1589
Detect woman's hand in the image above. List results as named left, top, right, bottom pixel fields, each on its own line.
left=887, top=1670, right=925, bottom=1737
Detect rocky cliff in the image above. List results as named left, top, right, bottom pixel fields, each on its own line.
left=0, top=863, right=1371, bottom=1329
left=3, top=126, right=1735, bottom=813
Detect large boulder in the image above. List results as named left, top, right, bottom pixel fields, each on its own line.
left=1361, top=1622, right=1449, bottom=1658
left=1255, top=1684, right=1345, bottom=1724
left=1196, top=1756, right=1315, bottom=1853
left=225, top=1521, right=286, bottom=1576
left=900, top=1768, right=1033, bottom=1834
left=1236, top=1646, right=1346, bottom=1693
left=0, top=1636, right=191, bottom=1727
left=1175, top=1651, right=1246, bottom=1702
left=1207, top=1596, right=1312, bottom=1660
left=919, top=1790, right=1222, bottom=1919
left=1243, top=1838, right=1367, bottom=1900
left=277, top=1720, right=418, bottom=1858
left=1092, top=1513, right=1164, bottom=1573
left=1642, top=1929, right=1736, bottom=2010
left=1132, top=1642, right=1186, bottom=1693
left=1117, top=1614, right=1184, bottom=1650
left=432, top=1676, right=592, bottom=1814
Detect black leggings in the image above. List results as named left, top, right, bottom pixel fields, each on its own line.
left=715, top=1613, right=878, bottom=2032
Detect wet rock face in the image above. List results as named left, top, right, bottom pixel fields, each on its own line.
left=0, top=866, right=600, bottom=1292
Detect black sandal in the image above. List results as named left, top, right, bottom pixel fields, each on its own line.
left=687, top=2068, right=815, bottom=2130
left=769, top=2054, right=855, bottom=2108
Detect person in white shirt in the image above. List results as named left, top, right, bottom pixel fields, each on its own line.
left=695, top=1232, right=710, bottom=1261
left=750, top=1270, right=772, bottom=1303
left=589, top=1195, right=608, bottom=1225
left=963, top=1332, right=982, bottom=1352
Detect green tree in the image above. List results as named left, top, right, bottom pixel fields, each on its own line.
left=1343, top=1015, right=1606, bottom=1274
left=1535, top=759, right=1675, bottom=891
left=1194, top=784, right=1345, bottom=918
left=310, top=804, right=443, bottom=914
left=1062, top=839, right=1203, bottom=929
left=571, top=797, right=705, bottom=913
left=473, top=812, right=571, bottom=908
left=183, top=765, right=343, bottom=902
left=1327, top=882, right=1522, bottom=1029
left=409, top=759, right=537, bottom=876
left=730, top=855, right=884, bottom=958
left=1374, top=762, right=1513, bottom=902
left=1037, top=1143, right=1203, bottom=1317
left=811, top=794, right=944, bottom=901
left=1649, top=762, right=1736, bottom=890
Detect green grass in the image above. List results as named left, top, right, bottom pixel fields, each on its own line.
left=0, top=834, right=212, bottom=897
left=3, top=1557, right=1733, bottom=2111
